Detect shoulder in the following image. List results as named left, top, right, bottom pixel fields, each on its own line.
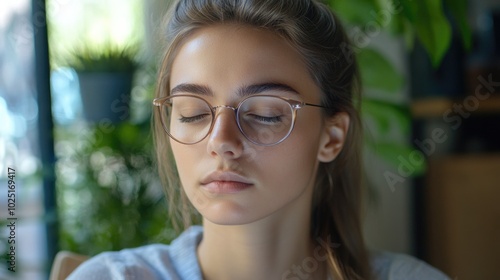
left=371, top=251, right=451, bottom=280
left=66, top=226, right=204, bottom=280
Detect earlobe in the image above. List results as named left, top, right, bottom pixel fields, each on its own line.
left=317, top=112, right=350, bottom=163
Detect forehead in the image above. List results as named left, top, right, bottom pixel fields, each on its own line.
left=169, top=24, right=321, bottom=101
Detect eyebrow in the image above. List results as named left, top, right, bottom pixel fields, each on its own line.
left=170, top=83, right=212, bottom=96
left=170, top=82, right=299, bottom=97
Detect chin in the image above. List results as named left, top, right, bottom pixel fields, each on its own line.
left=196, top=201, right=266, bottom=226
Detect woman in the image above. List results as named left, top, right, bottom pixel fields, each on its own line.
left=69, top=0, right=449, bottom=279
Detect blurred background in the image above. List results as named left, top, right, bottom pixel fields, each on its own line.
left=0, top=0, right=499, bottom=279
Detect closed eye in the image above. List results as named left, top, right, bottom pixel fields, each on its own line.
left=249, top=114, right=283, bottom=123
left=179, top=114, right=210, bottom=123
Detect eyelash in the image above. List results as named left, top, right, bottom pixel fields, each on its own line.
left=251, top=115, right=282, bottom=123
left=179, top=114, right=210, bottom=123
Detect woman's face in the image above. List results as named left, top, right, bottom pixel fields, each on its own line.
left=169, top=24, right=331, bottom=225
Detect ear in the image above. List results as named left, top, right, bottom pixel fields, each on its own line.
left=317, top=112, right=350, bottom=163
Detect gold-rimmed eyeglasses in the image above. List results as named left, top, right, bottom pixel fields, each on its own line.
left=153, top=94, right=328, bottom=146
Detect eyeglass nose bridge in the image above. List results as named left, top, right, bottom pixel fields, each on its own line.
left=209, top=104, right=240, bottom=131
left=212, top=104, right=238, bottom=113
left=205, top=104, right=248, bottom=146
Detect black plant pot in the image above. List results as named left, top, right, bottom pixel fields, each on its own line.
left=77, top=71, right=134, bottom=124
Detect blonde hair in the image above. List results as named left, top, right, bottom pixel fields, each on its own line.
left=153, top=0, right=371, bottom=279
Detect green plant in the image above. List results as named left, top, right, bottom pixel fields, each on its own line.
left=56, top=119, right=175, bottom=255
left=329, top=0, right=470, bottom=66
left=326, top=0, right=471, bottom=191
left=69, top=44, right=138, bottom=73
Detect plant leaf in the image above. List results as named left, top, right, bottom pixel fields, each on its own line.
left=400, top=0, right=417, bottom=23
left=328, top=0, right=379, bottom=26
left=357, top=48, right=404, bottom=93
left=407, top=0, right=452, bottom=67
left=443, top=0, right=472, bottom=50
left=362, top=99, right=411, bottom=144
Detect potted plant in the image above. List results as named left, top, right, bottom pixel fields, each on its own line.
left=70, top=45, right=138, bottom=124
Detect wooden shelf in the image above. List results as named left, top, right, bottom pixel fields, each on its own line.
left=411, top=96, right=500, bottom=119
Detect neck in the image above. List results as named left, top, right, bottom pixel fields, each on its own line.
left=197, top=198, right=327, bottom=280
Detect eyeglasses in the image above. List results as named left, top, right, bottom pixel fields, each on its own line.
left=153, top=94, right=328, bottom=146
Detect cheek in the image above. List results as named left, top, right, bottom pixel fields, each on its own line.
left=270, top=118, right=324, bottom=187
left=170, top=142, right=200, bottom=187
left=247, top=115, right=323, bottom=200
left=261, top=135, right=320, bottom=188
left=171, top=143, right=216, bottom=212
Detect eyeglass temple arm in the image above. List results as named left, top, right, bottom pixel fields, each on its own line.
left=303, top=102, right=331, bottom=109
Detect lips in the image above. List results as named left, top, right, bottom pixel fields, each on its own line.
left=200, top=171, right=254, bottom=193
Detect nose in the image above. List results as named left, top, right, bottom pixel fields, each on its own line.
left=206, top=107, right=244, bottom=159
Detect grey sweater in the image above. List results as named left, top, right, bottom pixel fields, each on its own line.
left=68, top=226, right=450, bottom=280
